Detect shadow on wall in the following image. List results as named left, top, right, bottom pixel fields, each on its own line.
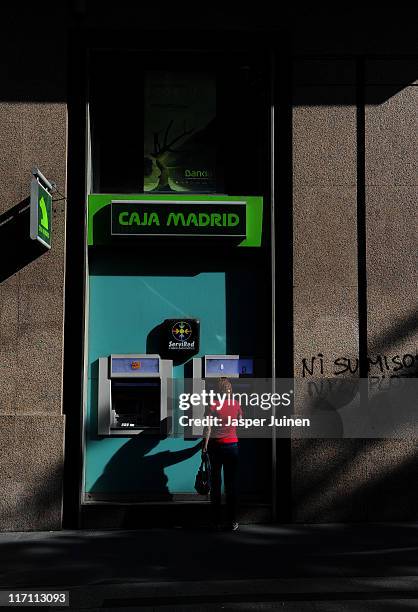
left=294, top=312, right=418, bottom=522
left=0, top=199, right=47, bottom=283
left=0, top=463, right=63, bottom=532
left=292, top=75, right=418, bottom=107
left=90, top=428, right=201, bottom=500
left=369, top=309, right=418, bottom=357
left=294, top=437, right=418, bottom=522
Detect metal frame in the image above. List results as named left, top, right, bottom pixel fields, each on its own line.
left=79, top=42, right=278, bottom=516
left=32, top=166, right=54, bottom=191
left=79, top=96, right=92, bottom=516
left=270, top=51, right=277, bottom=521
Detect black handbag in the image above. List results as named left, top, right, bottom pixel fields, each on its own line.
left=195, top=452, right=211, bottom=495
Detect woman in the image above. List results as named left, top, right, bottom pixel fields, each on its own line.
left=202, top=377, right=242, bottom=531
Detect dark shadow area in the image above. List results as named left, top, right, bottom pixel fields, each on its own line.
left=89, top=429, right=201, bottom=503
left=356, top=58, right=368, bottom=378
left=146, top=322, right=164, bottom=356
left=273, top=54, right=293, bottom=522
left=0, top=199, right=48, bottom=282
left=0, top=6, right=417, bottom=106
left=292, top=79, right=418, bottom=106
left=0, top=4, right=67, bottom=102
left=89, top=46, right=270, bottom=196
left=2, top=523, right=418, bottom=593
left=292, top=364, right=418, bottom=521
left=0, top=462, right=63, bottom=532
left=370, top=310, right=418, bottom=357
left=87, top=361, right=99, bottom=436
left=294, top=440, right=418, bottom=523
left=62, top=20, right=88, bottom=529
left=237, top=438, right=272, bottom=500
left=88, top=244, right=266, bottom=276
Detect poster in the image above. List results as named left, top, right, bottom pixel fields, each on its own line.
left=144, top=72, right=217, bottom=193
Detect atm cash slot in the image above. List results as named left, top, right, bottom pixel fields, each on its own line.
left=110, top=379, right=161, bottom=430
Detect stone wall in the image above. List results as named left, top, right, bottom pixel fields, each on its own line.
left=292, top=58, right=418, bottom=521
left=0, top=6, right=67, bottom=530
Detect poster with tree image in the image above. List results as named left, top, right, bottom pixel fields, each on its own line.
left=144, top=72, right=217, bottom=193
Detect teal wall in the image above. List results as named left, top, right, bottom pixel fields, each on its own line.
left=85, top=250, right=271, bottom=500
left=86, top=262, right=227, bottom=495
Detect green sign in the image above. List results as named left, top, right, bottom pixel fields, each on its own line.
left=88, top=194, right=263, bottom=247
left=30, top=178, right=52, bottom=249
left=111, top=201, right=246, bottom=238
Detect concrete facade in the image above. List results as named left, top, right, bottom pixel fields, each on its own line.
left=0, top=5, right=67, bottom=530
left=292, top=58, right=418, bottom=521
left=0, top=102, right=67, bottom=530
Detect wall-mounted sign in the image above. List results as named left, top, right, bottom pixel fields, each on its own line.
left=163, top=318, right=200, bottom=357
left=111, top=200, right=245, bottom=238
left=30, top=173, right=52, bottom=249
left=87, top=194, right=263, bottom=247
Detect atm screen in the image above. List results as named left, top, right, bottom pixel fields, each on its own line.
left=111, top=357, right=159, bottom=375
left=205, top=358, right=239, bottom=376
left=110, top=379, right=160, bottom=429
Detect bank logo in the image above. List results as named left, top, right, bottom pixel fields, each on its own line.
left=172, top=321, right=192, bottom=342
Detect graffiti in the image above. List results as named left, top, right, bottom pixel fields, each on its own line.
left=301, top=353, right=418, bottom=378
left=306, top=377, right=357, bottom=399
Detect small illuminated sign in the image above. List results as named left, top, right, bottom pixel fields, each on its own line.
left=162, top=319, right=200, bottom=358
left=30, top=177, right=52, bottom=249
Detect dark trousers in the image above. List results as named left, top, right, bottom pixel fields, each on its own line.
left=208, top=442, right=239, bottom=524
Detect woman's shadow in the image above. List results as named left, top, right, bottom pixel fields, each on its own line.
left=90, top=424, right=201, bottom=501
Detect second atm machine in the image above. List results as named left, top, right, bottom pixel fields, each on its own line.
left=189, top=354, right=253, bottom=435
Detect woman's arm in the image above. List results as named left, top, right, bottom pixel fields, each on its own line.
left=202, top=424, right=211, bottom=453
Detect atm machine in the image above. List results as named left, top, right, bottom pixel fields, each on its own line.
left=187, top=354, right=254, bottom=436
left=97, top=354, right=173, bottom=436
